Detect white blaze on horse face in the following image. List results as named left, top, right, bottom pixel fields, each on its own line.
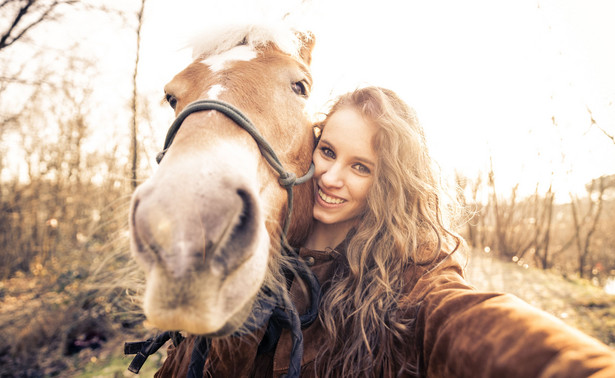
left=201, top=45, right=257, bottom=72
left=207, top=84, right=225, bottom=100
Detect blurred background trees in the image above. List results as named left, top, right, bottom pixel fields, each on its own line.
left=457, top=167, right=615, bottom=286
left=1, top=0, right=613, bottom=288
left=0, top=0, right=138, bottom=279
left=0, top=1, right=152, bottom=374
left=0, top=0, right=614, bottom=375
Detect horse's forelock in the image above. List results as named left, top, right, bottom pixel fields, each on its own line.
left=190, top=23, right=311, bottom=61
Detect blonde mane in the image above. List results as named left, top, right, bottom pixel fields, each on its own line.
left=189, top=23, right=310, bottom=61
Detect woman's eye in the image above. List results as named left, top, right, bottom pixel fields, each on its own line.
left=291, top=81, right=308, bottom=97
left=353, top=163, right=371, bottom=175
left=320, top=146, right=335, bottom=159
left=165, top=94, right=177, bottom=110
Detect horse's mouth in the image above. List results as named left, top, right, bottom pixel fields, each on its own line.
left=141, top=256, right=266, bottom=336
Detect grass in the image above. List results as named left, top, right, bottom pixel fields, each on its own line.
left=76, top=348, right=165, bottom=378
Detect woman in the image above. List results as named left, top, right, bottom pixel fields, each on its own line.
left=155, top=87, right=615, bottom=377
left=302, top=86, right=461, bottom=376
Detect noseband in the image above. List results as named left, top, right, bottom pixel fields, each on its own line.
left=155, top=99, right=315, bottom=236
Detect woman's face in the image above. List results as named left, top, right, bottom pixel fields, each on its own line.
left=312, top=106, right=377, bottom=228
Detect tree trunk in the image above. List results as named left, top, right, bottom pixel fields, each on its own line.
left=130, top=0, right=147, bottom=190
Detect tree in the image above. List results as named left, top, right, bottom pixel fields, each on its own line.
left=530, top=183, right=555, bottom=269
left=569, top=175, right=615, bottom=278
left=0, top=0, right=77, bottom=52
left=455, top=171, right=486, bottom=248
left=484, top=158, right=558, bottom=267
left=487, top=159, right=530, bottom=259
left=130, top=0, right=147, bottom=190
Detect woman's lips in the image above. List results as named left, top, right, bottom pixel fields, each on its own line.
left=317, top=187, right=346, bottom=206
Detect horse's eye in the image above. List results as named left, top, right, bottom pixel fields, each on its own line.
left=291, top=81, right=308, bottom=97
left=165, top=93, right=178, bottom=110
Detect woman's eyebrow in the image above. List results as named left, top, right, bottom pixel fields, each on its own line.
left=319, top=139, right=333, bottom=148
left=353, top=156, right=375, bottom=167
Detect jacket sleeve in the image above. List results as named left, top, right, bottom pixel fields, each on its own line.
left=410, top=259, right=615, bottom=378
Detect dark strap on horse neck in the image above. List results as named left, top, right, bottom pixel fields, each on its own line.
left=187, top=337, right=211, bottom=378
left=256, top=252, right=321, bottom=377
left=155, top=99, right=315, bottom=236
left=124, top=331, right=184, bottom=374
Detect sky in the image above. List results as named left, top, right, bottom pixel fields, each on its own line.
left=4, top=0, right=614, bottom=200
left=134, top=0, right=615, bottom=200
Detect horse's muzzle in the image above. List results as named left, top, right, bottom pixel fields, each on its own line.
left=129, top=166, right=262, bottom=280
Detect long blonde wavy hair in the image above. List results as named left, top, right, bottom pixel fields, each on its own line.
left=314, top=87, right=461, bottom=377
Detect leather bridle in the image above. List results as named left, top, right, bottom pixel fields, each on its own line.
left=155, top=99, right=315, bottom=236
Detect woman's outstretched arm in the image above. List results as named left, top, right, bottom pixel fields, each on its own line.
left=409, top=259, right=615, bottom=377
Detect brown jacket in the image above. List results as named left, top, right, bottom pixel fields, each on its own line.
left=155, top=247, right=615, bottom=377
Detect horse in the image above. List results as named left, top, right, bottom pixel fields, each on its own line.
left=128, top=24, right=316, bottom=350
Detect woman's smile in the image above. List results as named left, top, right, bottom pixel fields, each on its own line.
left=317, top=187, right=346, bottom=206
left=311, top=107, right=377, bottom=228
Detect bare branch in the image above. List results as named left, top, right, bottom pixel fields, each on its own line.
left=0, top=0, right=15, bottom=9
left=0, top=75, right=59, bottom=88
left=596, top=126, right=615, bottom=144
left=586, top=105, right=615, bottom=145
left=0, top=0, right=80, bottom=52
left=1, top=0, right=43, bottom=50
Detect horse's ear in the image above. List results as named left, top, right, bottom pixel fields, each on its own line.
left=313, top=124, right=322, bottom=144
left=296, top=31, right=315, bottom=66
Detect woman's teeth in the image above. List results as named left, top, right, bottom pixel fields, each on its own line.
left=318, top=188, right=345, bottom=204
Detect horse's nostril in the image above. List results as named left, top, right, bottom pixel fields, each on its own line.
left=131, top=194, right=169, bottom=261
left=207, top=188, right=261, bottom=276
left=234, top=189, right=255, bottom=237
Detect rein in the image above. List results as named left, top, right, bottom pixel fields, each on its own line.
left=126, top=99, right=319, bottom=378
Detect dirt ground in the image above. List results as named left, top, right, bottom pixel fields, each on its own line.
left=0, top=271, right=155, bottom=378
left=464, top=249, right=615, bottom=347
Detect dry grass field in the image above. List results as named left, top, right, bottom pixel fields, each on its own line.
left=1, top=249, right=613, bottom=377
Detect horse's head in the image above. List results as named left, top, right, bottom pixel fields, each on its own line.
left=129, top=25, right=315, bottom=336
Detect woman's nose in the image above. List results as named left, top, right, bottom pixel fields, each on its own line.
left=320, top=164, right=344, bottom=188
